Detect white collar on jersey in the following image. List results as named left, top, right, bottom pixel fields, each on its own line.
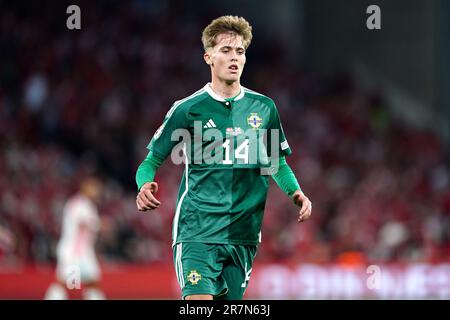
left=204, top=83, right=245, bottom=102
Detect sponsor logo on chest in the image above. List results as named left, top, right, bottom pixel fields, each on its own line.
left=226, top=127, right=243, bottom=136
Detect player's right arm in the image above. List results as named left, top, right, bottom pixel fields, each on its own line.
left=136, top=151, right=163, bottom=211
left=135, top=102, right=190, bottom=212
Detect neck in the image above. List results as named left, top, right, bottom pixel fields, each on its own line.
left=210, top=79, right=240, bottom=99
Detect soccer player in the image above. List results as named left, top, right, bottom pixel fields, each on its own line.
left=45, top=177, right=105, bottom=300
left=135, top=16, right=312, bottom=300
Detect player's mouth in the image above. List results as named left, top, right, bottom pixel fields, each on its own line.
left=229, top=64, right=239, bottom=74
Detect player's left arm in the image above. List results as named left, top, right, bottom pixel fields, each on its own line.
left=271, top=156, right=312, bottom=223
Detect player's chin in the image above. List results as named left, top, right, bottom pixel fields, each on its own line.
left=224, top=72, right=240, bottom=80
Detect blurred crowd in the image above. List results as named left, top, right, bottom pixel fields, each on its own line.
left=0, top=1, right=449, bottom=267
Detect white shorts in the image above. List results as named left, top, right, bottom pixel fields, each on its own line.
left=56, top=252, right=101, bottom=284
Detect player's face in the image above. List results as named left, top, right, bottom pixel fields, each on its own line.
left=205, top=32, right=246, bottom=84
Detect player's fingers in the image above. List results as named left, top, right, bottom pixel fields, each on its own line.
left=298, top=200, right=309, bottom=220
left=138, top=191, right=158, bottom=209
left=305, top=201, right=312, bottom=218
left=136, top=198, right=142, bottom=211
left=145, top=198, right=160, bottom=209
left=298, top=201, right=312, bottom=222
left=138, top=193, right=158, bottom=210
left=143, top=189, right=160, bottom=204
left=140, top=196, right=159, bottom=210
left=142, top=189, right=161, bottom=206
left=136, top=198, right=147, bottom=211
left=299, top=197, right=309, bottom=216
left=147, top=196, right=160, bottom=208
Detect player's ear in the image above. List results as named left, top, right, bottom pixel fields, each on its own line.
left=204, top=51, right=212, bottom=66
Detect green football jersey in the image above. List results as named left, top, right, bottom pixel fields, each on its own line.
left=148, top=83, right=292, bottom=246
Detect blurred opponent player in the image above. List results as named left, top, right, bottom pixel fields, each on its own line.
left=45, top=177, right=105, bottom=300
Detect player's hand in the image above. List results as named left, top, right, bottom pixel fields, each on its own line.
left=136, top=182, right=161, bottom=212
left=292, top=190, right=312, bottom=223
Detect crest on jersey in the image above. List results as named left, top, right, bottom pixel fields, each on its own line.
left=247, top=113, right=263, bottom=129
left=187, top=270, right=202, bottom=285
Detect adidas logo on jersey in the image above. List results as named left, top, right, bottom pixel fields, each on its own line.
left=203, top=119, right=216, bottom=128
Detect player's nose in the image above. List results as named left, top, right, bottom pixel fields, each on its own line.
left=230, top=50, right=238, bottom=61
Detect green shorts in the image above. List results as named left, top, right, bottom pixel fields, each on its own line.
left=173, top=242, right=257, bottom=300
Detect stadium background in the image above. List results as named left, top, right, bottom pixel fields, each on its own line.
left=0, top=0, right=449, bottom=299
